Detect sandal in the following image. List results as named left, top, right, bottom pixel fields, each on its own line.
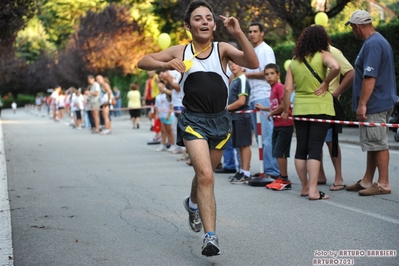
left=309, top=191, right=329, bottom=200
left=330, top=184, right=347, bottom=191
left=346, top=180, right=366, bottom=191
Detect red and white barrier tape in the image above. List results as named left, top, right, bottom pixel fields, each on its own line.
left=273, top=115, right=399, bottom=128
left=26, top=104, right=399, bottom=128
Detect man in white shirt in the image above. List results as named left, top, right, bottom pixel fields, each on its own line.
left=245, top=22, right=279, bottom=182
left=50, top=86, right=61, bottom=121
left=85, top=75, right=101, bottom=133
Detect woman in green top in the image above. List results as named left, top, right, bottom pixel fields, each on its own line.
left=282, top=25, right=340, bottom=200
left=127, top=83, right=142, bottom=129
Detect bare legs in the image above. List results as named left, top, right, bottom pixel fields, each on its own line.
left=296, top=158, right=329, bottom=199
left=277, top=156, right=288, bottom=177
left=160, top=123, right=175, bottom=146
left=238, top=146, right=251, bottom=172
left=359, top=150, right=391, bottom=191
left=102, top=105, right=111, bottom=130
left=92, top=110, right=100, bottom=132
left=132, top=117, right=140, bottom=129
left=185, top=139, right=223, bottom=233
left=318, top=142, right=345, bottom=188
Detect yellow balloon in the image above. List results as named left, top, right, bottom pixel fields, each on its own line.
left=158, top=33, right=171, bottom=50
left=284, top=59, right=292, bottom=71
left=186, top=30, right=192, bottom=40
left=314, top=12, right=329, bottom=27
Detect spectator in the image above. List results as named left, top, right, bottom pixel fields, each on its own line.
left=57, top=90, right=66, bottom=120
left=215, top=42, right=241, bottom=174
left=142, top=70, right=159, bottom=125
left=154, top=81, right=175, bottom=152
left=50, top=86, right=61, bottom=121
left=96, top=75, right=113, bottom=135
left=281, top=25, right=340, bottom=200
left=85, top=75, right=101, bottom=133
left=71, top=88, right=84, bottom=129
left=318, top=44, right=354, bottom=191
left=257, top=63, right=294, bottom=191
left=113, top=87, right=122, bottom=117
left=35, top=95, right=42, bottom=113
left=345, top=10, right=397, bottom=196
left=127, top=83, right=141, bottom=129
left=245, top=22, right=279, bottom=181
left=11, top=101, right=17, bottom=114
left=226, top=60, right=252, bottom=184
left=159, top=70, right=186, bottom=154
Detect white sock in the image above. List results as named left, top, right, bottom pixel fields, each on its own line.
left=188, top=197, right=198, bottom=210
left=242, top=169, right=250, bottom=177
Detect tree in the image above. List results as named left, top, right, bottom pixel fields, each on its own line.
left=37, top=0, right=107, bottom=48
left=268, top=0, right=352, bottom=40
left=56, top=4, right=153, bottom=86
left=15, top=17, right=56, bottom=63
left=0, top=0, right=37, bottom=46
left=152, top=0, right=368, bottom=45
left=0, top=0, right=37, bottom=95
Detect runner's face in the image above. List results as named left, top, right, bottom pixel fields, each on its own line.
left=248, top=25, right=264, bottom=46
left=188, top=6, right=215, bottom=40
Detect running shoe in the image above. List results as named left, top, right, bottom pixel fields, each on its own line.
left=228, top=172, right=243, bottom=181
left=267, top=179, right=292, bottom=191
left=155, top=145, right=166, bottom=152
left=266, top=179, right=283, bottom=189
left=100, top=129, right=111, bottom=135
left=202, top=233, right=220, bottom=256
left=183, top=197, right=202, bottom=233
left=230, top=175, right=250, bottom=185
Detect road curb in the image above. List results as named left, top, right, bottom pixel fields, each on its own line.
left=0, top=119, right=14, bottom=266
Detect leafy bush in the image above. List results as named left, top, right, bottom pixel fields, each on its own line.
left=2, top=94, right=35, bottom=109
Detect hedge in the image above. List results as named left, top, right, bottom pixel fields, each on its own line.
left=1, top=94, right=35, bottom=109
left=273, top=20, right=399, bottom=121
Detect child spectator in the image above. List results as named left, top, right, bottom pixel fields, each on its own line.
left=57, top=90, right=66, bottom=120
left=226, top=61, right=252, bottom=184
left=71, top=88, right=84, bottom=129
left=154, top=81, right=175, bottom=152
left=256, top=63, right=294, bottom=191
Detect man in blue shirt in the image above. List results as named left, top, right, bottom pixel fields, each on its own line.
left=345, top=10, right=397, bottom=196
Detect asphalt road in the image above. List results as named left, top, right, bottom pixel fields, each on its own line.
left=1, top=108, right=398, bottom=266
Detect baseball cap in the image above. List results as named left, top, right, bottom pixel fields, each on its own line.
left=345, top=10, right=372, bottom=26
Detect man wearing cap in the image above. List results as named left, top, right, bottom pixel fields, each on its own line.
left=345, top=10, right=397, bottom=196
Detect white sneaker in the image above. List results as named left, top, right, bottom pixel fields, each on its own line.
left=156, top=146, right=166, bottom=152
left=100, top=129, right=111, bottom=135
left=170, top=147, right=183, bottom=154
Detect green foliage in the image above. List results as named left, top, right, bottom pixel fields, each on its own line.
left=0, top=0, right=37, bottom=46
left=37, top=0, right=108, bottom=48
left=108, top=71, right=147, bottom=107
left=274, top=20, right=399, bottom=121
left=2, top=94, right=35, bottom=109
left=15, top=17, right=56, bottom=63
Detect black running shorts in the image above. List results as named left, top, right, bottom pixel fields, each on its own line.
left=177, top=109, right=231, bottom=150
